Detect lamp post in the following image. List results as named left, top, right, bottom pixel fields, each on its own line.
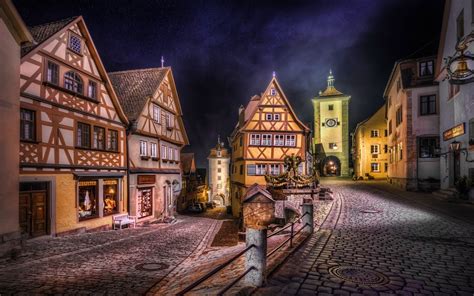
left=449, top=141, right=462, bottom=183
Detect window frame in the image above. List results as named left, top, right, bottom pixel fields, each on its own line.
left=265, top=113, right=273, bottom=121
left=20, top=108, right=36, bottom=142
left=256, top=164, right=267, bottom=175
left=418, top=60, right=434, bottom=77
left=93, top=126, right=106, bottom=150
left=370, top=130, right=379, bottom=138
left=140, top=141, right=148, bottom=157
left=285, top=135, right=296, bottom=146
left=328, top=104, right=334, bottom=111
left=152, top=104, right=161, bottom=123
left=64, top=71, right=83, bottom=95
left=419, top=94, right=437, bottom=116
left=273, top=113, right=281, bottom=121
left=370, top=144, right=380, bottom=154
left=250, top=134, right=261, bottom=146
left=76, top=122, right=91, bottom=149
left=371, top=163, right=380, bottom=173
left=87, top=80, right=98, bottom=100
left=67, top=32, right=83, bottom=55
left=418, top=137, right=440, bottom=158
left=107, top=129, right=119, bottom=152
left=46, top=60, right=59, bottom=85
left=150, top=142, right=158, bottom=158
left=274, top=135, right=284, bottom=146
left=262, top=134, right=272, bottom=146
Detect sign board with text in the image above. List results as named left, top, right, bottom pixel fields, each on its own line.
left=443, top=123, right=465, bottom=141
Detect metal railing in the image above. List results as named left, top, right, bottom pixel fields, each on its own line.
left=177, top=210, right=312, bottom=295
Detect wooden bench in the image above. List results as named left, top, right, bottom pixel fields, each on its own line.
left=112, top=213, right=137, bottom=230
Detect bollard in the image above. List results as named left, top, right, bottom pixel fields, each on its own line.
left=302, top=203, right=314, bottom=234
left=244, top=227, right=267, bottom=287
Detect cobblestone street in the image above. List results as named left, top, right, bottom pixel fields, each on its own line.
left=257, top=179, right=474, bottom=296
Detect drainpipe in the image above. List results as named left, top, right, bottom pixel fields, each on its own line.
left=125, top=121, right=134, bottom=214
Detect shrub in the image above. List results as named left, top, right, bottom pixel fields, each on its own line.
left=455, top=176, right=472, bottom=200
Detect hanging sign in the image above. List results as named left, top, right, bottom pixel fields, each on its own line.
left=443, top=123, right=465, bottom=141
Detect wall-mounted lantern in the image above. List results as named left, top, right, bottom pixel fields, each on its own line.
left=445, top=32, right=474, bottom=84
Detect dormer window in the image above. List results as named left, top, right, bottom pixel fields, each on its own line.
left=64, top=71, right=83, bottom=94
left=419, top=60, right=434, bottom=77
left=68, top=33, right=82, bottom=54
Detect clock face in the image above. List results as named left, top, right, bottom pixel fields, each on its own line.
left=326, top=118, right=337, bottom=127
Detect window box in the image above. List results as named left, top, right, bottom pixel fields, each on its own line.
left=141, top=155, right=151, bottom=160
left=152, top=157, right=159, bottom=161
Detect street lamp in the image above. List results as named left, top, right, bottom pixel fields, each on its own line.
left=446, top=32, right=474, bottom=84
left=449, top=140, right=461, bottom=152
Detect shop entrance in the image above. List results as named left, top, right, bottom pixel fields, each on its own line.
left=19, top=182, right=50, bottom=238
left=137, top=187, right=153, bottom=219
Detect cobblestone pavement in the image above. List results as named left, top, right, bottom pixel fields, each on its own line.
left=256, top=179, right=474, bottom=296
left=0, top=215, right=219, bottom=295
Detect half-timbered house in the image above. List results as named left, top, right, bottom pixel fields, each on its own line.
left=109, top=67, right=189, bottom=222
left=19, top=16, right=129, bottom=237
left=229, top=75, right=310, bottom=218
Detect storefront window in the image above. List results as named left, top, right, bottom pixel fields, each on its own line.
left=137, top=187, right=153, bottom=219
left=78, top=181, right=98, bottom=220
left=103, top=179, right=118, bottom=216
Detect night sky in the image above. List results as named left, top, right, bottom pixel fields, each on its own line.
left=14, top=0, right=444, bottom=167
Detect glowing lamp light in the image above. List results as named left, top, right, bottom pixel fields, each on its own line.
left=446, top=32, right=474, bottom=84
left=449, top=140, right=461, bottom=152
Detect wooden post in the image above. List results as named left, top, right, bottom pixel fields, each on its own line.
left=244, top=228, right=267, bottom=287
left=302, top=203, right=314, bottom=233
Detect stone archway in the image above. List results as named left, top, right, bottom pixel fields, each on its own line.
left=212, top=194, right=226, bottom=207
left=322, top=156, right=341, bottom=176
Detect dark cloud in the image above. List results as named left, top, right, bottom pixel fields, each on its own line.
left=14, top=0, right=444, bottom=167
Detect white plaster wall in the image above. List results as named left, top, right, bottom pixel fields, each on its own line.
left=208, top=156, right=230, bottom=205
left=0, top=18, right=20, bottom=235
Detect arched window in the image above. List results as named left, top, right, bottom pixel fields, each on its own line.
left=64, top=71, right=83, bottom=94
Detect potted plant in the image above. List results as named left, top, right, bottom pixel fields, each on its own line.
left=455, top=176, right=472, bottom=200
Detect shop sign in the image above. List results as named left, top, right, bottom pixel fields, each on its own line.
left=138, top=175, right=156, bottom=185
left=443, top=123, right=465, bottom=141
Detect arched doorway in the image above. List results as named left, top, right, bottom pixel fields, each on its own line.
left=212, top=194, right=226, bottom=207
left=322, top=156, right=341, bottom=176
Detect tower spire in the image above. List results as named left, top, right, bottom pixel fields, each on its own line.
left=327, top=69, right=334, bottom=88
left=161, top=56, right=165, bottom=68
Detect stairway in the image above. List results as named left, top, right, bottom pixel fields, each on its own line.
left=432, top=188, right=458, bottom=200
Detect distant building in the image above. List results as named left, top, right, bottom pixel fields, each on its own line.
left=109, top=67, right=189, bottom=221
left=208, top=137, right=230, bottom=207
left=178, top=152, right=196, bottom=212
left=384, top=55, right=440, bottom=190
left=435, top=0, right=474, bottom=190
left=0, top=0, right=33, bottom=257
left=229, top=75, right=310, bottom=218
left=313, top=71, right=351, bottom=176
left=352, top=105, right=388, bottom=180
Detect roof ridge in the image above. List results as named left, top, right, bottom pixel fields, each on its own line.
left=109, top=67, right=170, bottom=75
left=27, top=16, right=79, bottom=30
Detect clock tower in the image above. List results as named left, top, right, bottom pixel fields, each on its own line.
left=312, top=70, right=351, bottom=176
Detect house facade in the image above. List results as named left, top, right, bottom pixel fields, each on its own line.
left=178, top=153, right=207, bottom=211
left=229, top=75, right=310, bottom=218
left=384, top=55, right=440, bottom=191
left=313, top=71, right=351, bottom=177
left=436, top=0, right=474, bottom=190
left=19, top=16, right=129, bottom=237
left=208, top=138, right=230, bottom=207
left=352, top=104, right=388, bottom=180
left=0, top=0, right=33, bottom=256
left=109, top=67, right=188, bottom=222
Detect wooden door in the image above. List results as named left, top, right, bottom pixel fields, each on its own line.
left=19, top=191, right=48, bottom=238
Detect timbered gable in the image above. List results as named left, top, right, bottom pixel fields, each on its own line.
left=19, top=16, right=128, bottom=171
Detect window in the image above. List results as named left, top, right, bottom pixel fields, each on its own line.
left=218, top=176, right=221, bottom=181
left=457, top=9, right=465, bottom=41
left=161, top=144, right=167, bottom=159
left=93, top=126, right=105, bottom=150
left=262, top=134, right=272, bottom=146
left=269, top=164, right=280, bottom=176
left=384, top=145, right=388, bottom=153
left=285, top=135, right=296, bottom=146
left=250, top=134, right=260, bottom=145
left=449, top=83, right=460, bottom=99
left=68, top=33, right=82, bottom=54
left=470, top=118, right=474, bottom=145
left=270, top=88, right=276, bottom=96
left=240, top=165, right=243, bottom=175
left=168, top=147, right=173, bottom=160
left=152, top=104, right=161, bottom=122
left=371, top=145, right=380, bottom=154
left=247, top=164, right=256, bottom=176
left=274, top=114, right=281, bottom=121
left=371, top=163, right=380, bottom=172
left=420, top=95, right=436, bottom=115
left=46, top=61, right=59, bottom=85
left=329, top=143, right=337, bottom=150
left=107, top=130, right=118, bottom=152
left=396, top=106, right=403, bottom=126
left=218, top=168, right=222, bottom=173
left=78, top=180, right=98, bottom=220
left=20, top=109, right=35, bottom=141
left=239, top=136, right=243, bottom=146
left=399, top=142, right=403, bottom=160
left=87, top=81, right=97, bottom=99
left=419, top=60, right=434, bottom=77
left=77, top=122, right=91, bottom=148
left=64, top=71, right=83, bottom=94
left=140, top=141, right=148, bottom=156
left=370, top=130, right=379, bottom=138
left=328, top=104, right=334, bottom=111
left=150, top=143, right=158, bottom=158
left=419, top=137, right=439, bottom=158
left=217, top=151, right=221, bottom=157
left=218, top=160, right=221, bottom=165
left=217, top=183, right=222, bottom=189
left=165, top=112, right=174, bottom=129
left=388, top=120, right=392, bottom=135
left=384, top=129, right=388, bottom=137
left=103, top=179, right=118, bottom=216
left=265, top=114, right=273, bottom=121
left=384, top=163, right=388, bottom=172
left=396, top=78, right=401, bottom=92
left=175, top=148, right=179, bottom=161
left=256, top=164, right=266, bottom=175
left=274, top=135, right=284, bottom=146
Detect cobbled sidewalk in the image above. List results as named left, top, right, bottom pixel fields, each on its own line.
left=0, top=215, right=219, bottom=295
left=256, top=179, right=474, bottom=296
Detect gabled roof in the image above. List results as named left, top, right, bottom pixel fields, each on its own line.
left=0, top=0, right=33, bottom=45
left=108, top=68, right=168, bottom=121
left=180, top=152, right=196, bottom=174
left=243, top=183, right=274, bottom=202
left=21, top=16, right=77, bottom=57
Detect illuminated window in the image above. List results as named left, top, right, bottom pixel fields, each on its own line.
left=370, top=130, right=379, bottom=137
left=68, top=33, right=82, bottom=54
left=370, top=145, right=380, bottom=154
left=103, top=179, right=118, bottom=216
left=78, top=180, right=98, bottom=220
left=64, top=71, right=83, bottom=94
left=371, top=163, right=380, bottom=172
left=161, top=144, right=167, bottom=159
